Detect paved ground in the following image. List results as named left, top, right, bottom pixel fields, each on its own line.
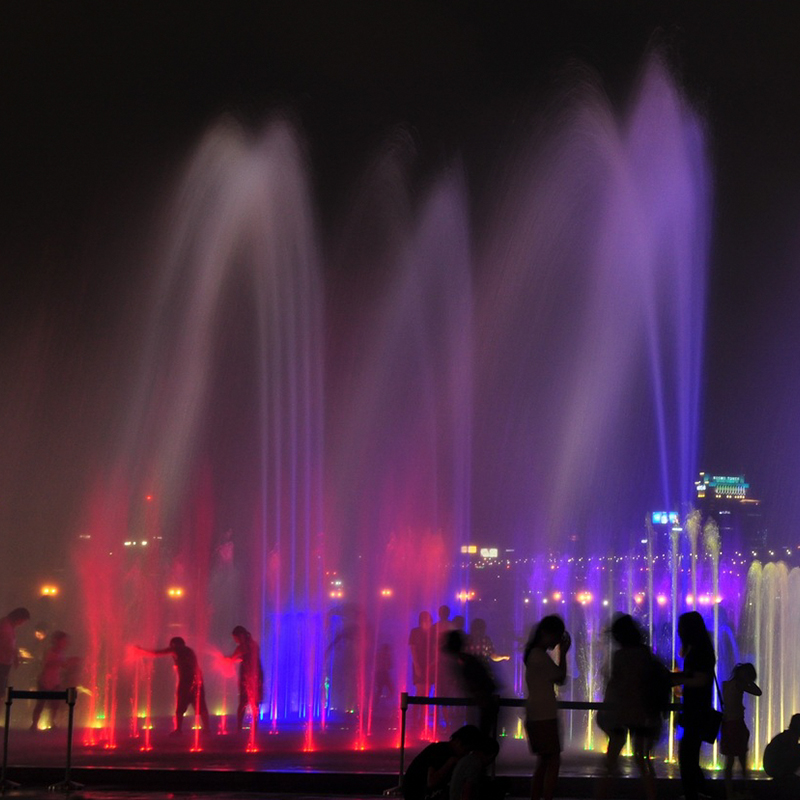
left=0, top=723, right=776, bottom=799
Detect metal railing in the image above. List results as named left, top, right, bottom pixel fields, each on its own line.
left=396, top=692, right=681, bottom=787
left=2, top=686, right=82, bottom=793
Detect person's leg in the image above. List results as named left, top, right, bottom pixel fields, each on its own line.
left=542, top=753, right=560, bottom=800
left=739, top=753, right=749, bottom=777
left=596, top=730, right=625, bottom=800
left=175, top=687, right=191, bottom=732
left=723, top=754, right=734, bottom=799
left=605, top=730, right=625, bottom=773
left=531, top=754, right=546, bottom=800
left=237, top=687, right=246, bottom=730
left=48, top=698, right=60, bottom=727
left=0, top=663, right=10, bottom=699
left=632, top=732, right=656, bottom=800
left=198, top=684, right=210, bottom=731
left=679, top=729, right=704, bottom=800
left=31, top=698, right=44, bottom=729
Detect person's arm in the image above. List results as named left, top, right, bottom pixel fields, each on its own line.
left=229, top=644, right=244, bottom=662
left=745, top=681, right=762, bottom=697
left=136, top=646, right=171, bottom=656
left=672, top=669, right=711, bottom=688
left=553, top=631, right=571, bottom=686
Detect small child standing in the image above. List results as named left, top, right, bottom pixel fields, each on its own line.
left=721, top=662, right=762, bottom=800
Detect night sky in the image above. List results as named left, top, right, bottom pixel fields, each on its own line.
left=3, top=0, right=800, bottom=590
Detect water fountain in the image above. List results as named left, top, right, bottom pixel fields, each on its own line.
left=37, top=53, right=793, bottom=771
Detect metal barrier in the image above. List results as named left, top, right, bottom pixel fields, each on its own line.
left=396, top=692, right=682, bottom=788
left=1, top=686, right=82, bottom=793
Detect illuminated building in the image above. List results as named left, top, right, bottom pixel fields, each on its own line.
left=694, top=472, right=766, bottom=551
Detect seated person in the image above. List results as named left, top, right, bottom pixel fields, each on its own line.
left=449, top=735, right=500, bottom=800
left=403, top=725, right=483, bottom=800
left=763, top=713, right=800, bottom=800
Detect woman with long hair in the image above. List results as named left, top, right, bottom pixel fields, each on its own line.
left=673, top=611, right=717, bottom=800
left=523, top=615, right=571, bottom=800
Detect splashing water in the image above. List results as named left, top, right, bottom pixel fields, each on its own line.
left=60, top=56, right=792, bottom=760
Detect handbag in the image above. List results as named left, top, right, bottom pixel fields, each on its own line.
left=700, top=707, right=723, bottom=744
left=700, top=673, right=724, bottom=744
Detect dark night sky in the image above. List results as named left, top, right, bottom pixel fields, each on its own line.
left=3, top=0, right=800, bottom=573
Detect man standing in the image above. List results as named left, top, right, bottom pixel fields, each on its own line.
left=137, top=636, right=210, bottom=734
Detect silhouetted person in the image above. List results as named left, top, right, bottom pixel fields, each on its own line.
left=523, top=615, right=571, bottom=800
left=443, top=630, right=498, bottom=736
left=672, top=611, right=717, bottom=800
left=229, top=625, right=263, bottom=730
left=448, top=734, right=500, bottom=800
left=31, top=630, right=69, bottom=730
left=721, top=662, right=761, bottom=799
left=374, top=642, right=396, bottom=705
left=465, top=619, right=509, bottom=663
left=763, top=713, right=800, bottom=800
left=432, top=605, right=454, bottom=691
left=598, top=614, right=663, bottom=800
left=403, top=724, right=483, bottom=800
left=137, top=636, right=210, bottom=733
left=0, top=607, right=30, bottom=697
left=409, top=611, right=434, bottom=696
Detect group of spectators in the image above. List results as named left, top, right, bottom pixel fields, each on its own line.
left=405, top=608, right=800, bottom=800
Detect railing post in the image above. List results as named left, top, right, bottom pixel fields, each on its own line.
left=1, top=687, right=19, bottom=793
left=398, top=692, right=408, bottom=787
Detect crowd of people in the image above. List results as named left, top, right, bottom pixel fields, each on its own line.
left=406, top=607, right=800, bottom=800
left=3, top=602, right=800, bottom=800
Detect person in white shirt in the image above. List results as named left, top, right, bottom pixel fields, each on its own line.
left=523, top=615, right=570, bottom=800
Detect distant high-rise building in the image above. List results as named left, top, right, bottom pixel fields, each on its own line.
left=694, top=472, right=766, bottom=552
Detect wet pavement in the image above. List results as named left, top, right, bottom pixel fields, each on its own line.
left=0, top=724, right=776, bottom=800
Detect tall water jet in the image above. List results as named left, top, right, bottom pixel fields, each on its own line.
left=73, top=118, right=325, bottom=740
